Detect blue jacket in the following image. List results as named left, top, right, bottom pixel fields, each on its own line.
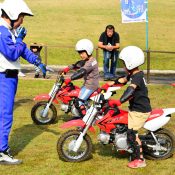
left=0, top=25, right=38, bottom=71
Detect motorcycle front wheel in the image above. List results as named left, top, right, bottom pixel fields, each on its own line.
left=31, top=101, right=57, bottom=125
left=57, top=130, right=93, bottom=162
left=143, top=128, right=175, bottom=160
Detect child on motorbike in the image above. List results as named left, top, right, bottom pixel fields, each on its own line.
left=62, top=39, right=99, bottom=118
left=103, top=46, right=152, bottom=168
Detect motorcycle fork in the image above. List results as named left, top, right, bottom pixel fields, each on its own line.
left=72, top=106, right=98, bottom=152
left=42, top=85, right=59, bottom=118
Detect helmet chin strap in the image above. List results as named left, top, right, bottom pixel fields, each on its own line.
left=86, top=51, right=92, bottom=59
left=85, top=55, right=91, bottom=60
left=128, top=68, right=139, bottom=75
left=10, top=20, right=15, bottom=29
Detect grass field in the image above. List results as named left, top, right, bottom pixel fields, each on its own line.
left=0, top=79, right=175, bottom=175
left=0, top=0, right=175, bottom=173
left=1, top=0, right=174, bottom=68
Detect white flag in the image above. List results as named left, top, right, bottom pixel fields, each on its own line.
left=121, top=0, right=147, bottom=23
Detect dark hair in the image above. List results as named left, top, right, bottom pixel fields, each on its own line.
left=30, top=43, right=43, bottom=51
left=1, top=10, right=9, bottom=19
left=105, top=25, right=115, bottom=32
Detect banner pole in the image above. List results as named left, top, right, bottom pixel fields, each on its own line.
left=145, top=0, right=149, bottom=51
left=145, top=0, right=150, bottom=83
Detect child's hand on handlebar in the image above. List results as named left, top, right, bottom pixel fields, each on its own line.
left=108, top=99, right=122, bottom=107
left=62, top=67, right=70, bottom=74
left=64, top=78, right=71, bottom=85
left=101, top=83, right=110, bottom=90
left=101, top=81, right=115, bottom=90
left=107, top=81, right=115, bottom=86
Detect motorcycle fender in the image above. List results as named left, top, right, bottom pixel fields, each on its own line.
left=60, top=119, right=95, bottom=133
left=144, top=108, right=175, bottom=131
left=33, top=94, right=59, bottom=104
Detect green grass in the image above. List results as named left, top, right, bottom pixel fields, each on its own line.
left=1, top=0, right=174, bottom=68
left=0, top=79, right=175, bottom=175
left=0, top=0, right=175, bottom=174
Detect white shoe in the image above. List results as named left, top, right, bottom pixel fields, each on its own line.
left=0, top=150, right=22, bottom=165
left=18, top=71, right=26, bottom=77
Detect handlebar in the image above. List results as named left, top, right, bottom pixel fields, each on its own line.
left=56, top=73, right=74, bottom=87
left=100, top=84, right=123, bottom=92
left=56, top=73, right=65, bottom=86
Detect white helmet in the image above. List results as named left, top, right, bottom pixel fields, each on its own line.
left=1, top=0, right=33, bottom=20
left=119, top=46, right=145, bottom=70
left=75, top=39, right=94, bottom=56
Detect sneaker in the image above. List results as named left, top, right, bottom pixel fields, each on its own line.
left=127, top=159, right=146, bottom=169
left=109, top=77, right=116, bottom=81
left=104, top=76, right=110, bottom=81
left=34, top=74, right=39, bottom=78
left=0, top=149, right=22, bottom=165
left=18, top=71, right=26, bottom=77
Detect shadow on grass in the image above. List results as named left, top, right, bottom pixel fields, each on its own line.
left=9, top=124, right=60, bottom=156
left=58, top=113, right=74, bottom=122
left=14, top=98, right=33, bottom=111
left=94, top=142, right=129, bottom=160
left=37, top=125, right=60, bottom=136
left=45, top=113, right=71, bottom=124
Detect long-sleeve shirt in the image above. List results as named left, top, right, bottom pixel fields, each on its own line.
left=0, top=18, right=38, bottom=72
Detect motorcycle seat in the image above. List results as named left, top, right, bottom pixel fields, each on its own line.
left=146, top=109, right=164, bottom=122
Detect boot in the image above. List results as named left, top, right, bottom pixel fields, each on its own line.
left=128, top=145, right=146, bottom=168
left=80, top=105, right=86, bottom=116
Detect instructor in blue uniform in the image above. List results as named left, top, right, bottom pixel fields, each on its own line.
left=0, top=0, right=47, bottom=165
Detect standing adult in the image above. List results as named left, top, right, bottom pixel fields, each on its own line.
left=98, top=25, right=120, bottom=80
left=0, top=0, right=47, bottom=165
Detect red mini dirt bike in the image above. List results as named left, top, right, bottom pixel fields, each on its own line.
left=31, top=74, right=99, bottom=125
left=57, top=86, right=175, bottom=162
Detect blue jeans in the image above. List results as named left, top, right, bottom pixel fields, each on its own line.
left=78, top=86, right=94, bottom=106
left=103, top=50, right=118, bottom=78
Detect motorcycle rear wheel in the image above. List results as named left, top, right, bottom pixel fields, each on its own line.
left=143, top=128, right=175, bottom=160
left=31, top=101, right=57, bottom=125
left=57, top=130, right=93, bottom=162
